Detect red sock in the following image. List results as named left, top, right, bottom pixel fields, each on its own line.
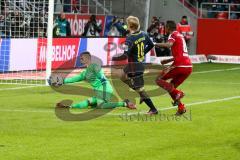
left=170, top=89, right=180, bottom=100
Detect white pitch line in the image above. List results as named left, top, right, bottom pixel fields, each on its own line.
left=185, top=95, right=240, bottom=107
left=192, top=67, right=240, bottom=74
left=144, top=67, right=240, bottom=78
left=112, top=95, right=240, bottom=116
left=0, top=86, right=41, bottom=91
left=159, top=95, right=240, bottom=110
left=0, top=95, right=239, bottom=115
left=156, top=95, right=240, bottom=111
left=0, top=109, right=52, bottom=113
left=186, top=81, right=240, bottom=85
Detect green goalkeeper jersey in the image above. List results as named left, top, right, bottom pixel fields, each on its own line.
left=63, top=63, right=109, bottom=89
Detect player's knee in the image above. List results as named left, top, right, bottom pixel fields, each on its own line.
left=156, top=78, right=165, bottom=87
left=171, top=81, right=179, bottom=88
left=130, top=85, right=138, bottom=91
left=137, top=89, right=149, bottom=99
left=135, top=87, right=144, bottom=93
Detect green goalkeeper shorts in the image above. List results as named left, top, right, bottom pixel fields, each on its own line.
left=88, top=82, right=113, bottom=106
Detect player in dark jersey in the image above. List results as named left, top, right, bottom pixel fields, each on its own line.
left=112, top=16, right=158, bottom=115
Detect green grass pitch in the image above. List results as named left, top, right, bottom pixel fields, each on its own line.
left=0, top=63, right=240, bottom=160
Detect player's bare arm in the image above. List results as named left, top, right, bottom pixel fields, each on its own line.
left=161, top=58, right=174, bottom=65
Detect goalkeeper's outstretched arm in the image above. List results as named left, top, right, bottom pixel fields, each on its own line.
left=64, top=71, right=86, bottom=84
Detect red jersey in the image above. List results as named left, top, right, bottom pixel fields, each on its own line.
left=168, top=31, right=192, bottom=67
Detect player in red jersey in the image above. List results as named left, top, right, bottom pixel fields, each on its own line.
left=154, top=21, right=192, bottom=115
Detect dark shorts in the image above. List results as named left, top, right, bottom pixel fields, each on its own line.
left=123, top=63, right=145, bottom=90
left=123, top=62, right=145, bottom=74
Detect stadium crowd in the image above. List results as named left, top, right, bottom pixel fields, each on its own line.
left=188, top=0, right=240, bottom=19
left=205, top=0, right=240, bottom=19
left=0, top=0, right=48, bottom=38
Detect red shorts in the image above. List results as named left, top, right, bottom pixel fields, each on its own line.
left=160, top=66, right=192, bottom=88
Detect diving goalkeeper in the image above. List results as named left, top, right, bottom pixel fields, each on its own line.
left=49, top=51, right=136, bottom=109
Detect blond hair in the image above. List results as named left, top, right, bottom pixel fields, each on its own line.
left=126, top=16, right=140, bottom=31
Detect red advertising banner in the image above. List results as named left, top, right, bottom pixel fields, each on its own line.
left=65, top=14, right=106, bottom=36
left=197, top=19, right=240, bottom=56
left=36, top=38, right=80, bottom=70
